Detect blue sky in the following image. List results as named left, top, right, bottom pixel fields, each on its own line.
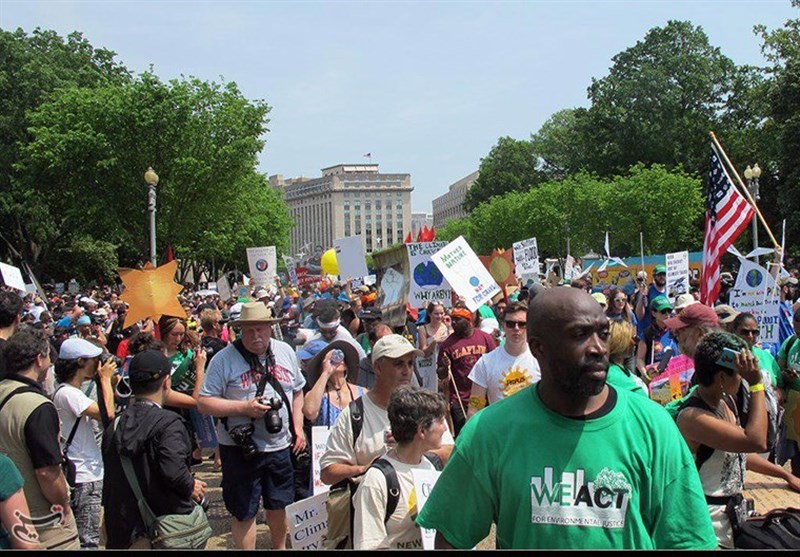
left=1, top=1, right=795, bottom=212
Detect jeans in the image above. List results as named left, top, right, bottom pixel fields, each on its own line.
left=71, top=480, right=103, bottom=549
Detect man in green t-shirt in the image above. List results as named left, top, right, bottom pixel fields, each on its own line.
left=777, top=311, right=800, bottom=476
left=417, top=288, right=716, bottom=549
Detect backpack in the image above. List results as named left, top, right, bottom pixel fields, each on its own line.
left=370, top=454, right=444, bottom=523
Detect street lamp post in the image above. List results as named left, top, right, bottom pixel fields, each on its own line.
left=744, top=164, right=761, bottom=266
left=144, top=167, right=159, bottom=266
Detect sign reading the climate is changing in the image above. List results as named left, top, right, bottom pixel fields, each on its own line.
left=407, top=242, right=453, bottom=309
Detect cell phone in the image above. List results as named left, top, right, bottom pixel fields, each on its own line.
left=715, top=347, right=741, bottom=370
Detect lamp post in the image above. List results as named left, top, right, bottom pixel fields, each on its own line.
left=144, top=167, right=159, bottom=266
left=744, top=164, right=761, bottom=266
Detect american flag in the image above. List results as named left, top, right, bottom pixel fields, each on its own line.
left=701, top=144, right=755, bottom=305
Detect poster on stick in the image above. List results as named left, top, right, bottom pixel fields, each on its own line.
left=412, top=469, right=443, bottom=550
left=0, top=262, right=27, bottom=292
left=407, top=242, right=452, bottom=309
left=512, top=237, right=540, bottom=281
left=246, top=246, right=277, bottom=287
left=333, top=236, right=369, bottom=283
left=729, top=258, right=781, bottom=345
left=431, top=236, right=500, bottom=312
left=665, top=251, right=689, bottom=302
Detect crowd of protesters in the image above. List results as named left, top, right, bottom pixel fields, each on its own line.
left=0, top=258, right=799, bottom=549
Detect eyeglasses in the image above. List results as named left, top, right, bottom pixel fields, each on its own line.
left=504, top=320, right=527, bottom=329
left=739, top=329, right=760, bottom=337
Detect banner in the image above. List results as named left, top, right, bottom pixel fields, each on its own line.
left=588, top=252, right=703, bottom=295
left=411, top=469, right=443, bottom=550
left=333, top=236, right=369, bottom=283
left=296, top=267, right=321, bottom=288
left=729, top=258, right=781, bottom=345
left=431, top=236, right=500, bottom=312
left=648, top=354, right=695, bottom=405
left=665, top=251, right=689, bottom=302
left=407, top=242, right=452, bottom=309
left=286, top=492, right=329, bottom=550
left=512, top=237, right=540, bottom=281
left=246, top=246, right=277, bottom=287
left=311, top=426, right=331, bottom=495
left=0, top=262, right=27, bottom=292
left=216, top=275, right=232, bottom=302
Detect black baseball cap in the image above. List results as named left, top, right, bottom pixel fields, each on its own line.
left=128, top=349, right=171, bottom=384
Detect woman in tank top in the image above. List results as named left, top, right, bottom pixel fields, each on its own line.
left=303, top=341, right=367, bottom=427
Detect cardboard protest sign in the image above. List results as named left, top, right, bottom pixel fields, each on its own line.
left=478, top=248, right=516, bottom=288
left=216, top=275, right=232, bottom=302
left=665, top=251, right=689, bottom=302
left=380, top=267, right=405, bottom=307
left=411, top=469, right=443, bottom=550
left=729, top=258, right=781, bottom=345
left=0, top=262, right=27, bottom=292
left=283, top=255, right=298, bottom=286
left=407, top=242, right=452, bottom=309
left=648, top=354, right=695, bottom=405
left=432, top=237, right=500, bottom=312
left=311, top=426, right=331, bottom=495
left=512, top=238, right=539, bottom=281
left=118, top=261, right=186, bottom=328
left=286, top=492, right=329, bottom=550
left=246, top=246, right=277, bottom=287
left=334, top=236, right=368, bottom=283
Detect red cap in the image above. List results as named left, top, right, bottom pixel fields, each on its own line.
left=663, top=303, right=719, bottom=331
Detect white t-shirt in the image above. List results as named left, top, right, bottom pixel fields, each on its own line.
left=467, top=345, right=541, bottom=404
left=319, top=394, right=454, bottom=470
left=53, top=384, right=103, bottom=484
left=353, top=454, right=435, bottom=550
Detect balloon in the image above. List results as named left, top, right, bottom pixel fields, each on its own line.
left=321, top=249, right=339, bottom=276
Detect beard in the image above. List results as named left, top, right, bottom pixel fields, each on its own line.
left=453, top=320, right=471, bottom=337
left=550, top=358, right=609, bottom=397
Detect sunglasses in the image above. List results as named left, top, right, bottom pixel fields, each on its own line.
left=504, top=320, right=527, bottom=329
left=657, top=309, right=672, bottom=315
left=739, top=329, right=759, bottom=337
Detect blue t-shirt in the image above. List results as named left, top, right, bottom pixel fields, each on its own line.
left=200, top=339, right=306, bottom=453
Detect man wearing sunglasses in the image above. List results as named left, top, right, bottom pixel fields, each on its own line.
left=467, top=302, right=540, bottom=419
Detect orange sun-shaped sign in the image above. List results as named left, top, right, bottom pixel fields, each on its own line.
left=118, top=260, right=186, bottom=328
left=479, top=248, right=516, bottom=287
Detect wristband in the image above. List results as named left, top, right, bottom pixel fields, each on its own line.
left=748, top=383, right=765, bottom=393
left=469, top=396, right=487, bottom=410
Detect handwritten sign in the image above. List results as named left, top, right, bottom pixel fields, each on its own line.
left=411, top=468, right=442, bottom=550
left=729, top=258, right=781, bottom=345
left=513, top=237, right=540, bottom=281
left=407, top=242, right=452, bottom=309
left=431, top=236, right=500, bottom=312
left=311, top=426, right=332, bottom=495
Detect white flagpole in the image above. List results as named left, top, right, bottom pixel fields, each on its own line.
left=640, top=232, right=645, bottom=274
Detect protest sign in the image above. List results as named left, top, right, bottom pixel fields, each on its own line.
left=588, top=252, right=703, bottom=295
left=54, top=282, right=65, bottom=295
left=286, top=492, right=329, bottom=550
left=729, top=258, right=781, bottom=345
left=648, top=354, right=695, bottom=405
left=513, top=237, right=540, bottom=281
left=0, top=262, right=27, bottom=292
left=246, top=246, right=277, bottom=287
left=311, top=426, right=331, bottom=495
left=665, top=251, right=689, bottom=302
left=334, top=236, right=369, bottom=283
left=216, top=275, right=232, bottom=302
left=407, top=242, right=452, bottom=309
left=411, top=468, right=442, bottom=550
left=296, top=267, right=321, bottom=287
left=189, top=410, right=218, bottom=449
left=283, top=255, right=298, bottom=285
left=68, top=278, right=80, bottom=294
left=432, top=237, right=500, bottom=312
left=380, top=267, right=405, bottom=307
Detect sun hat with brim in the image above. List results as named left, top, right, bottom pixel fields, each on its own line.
left=714, top=304, right=740, bottom=324
left=654, top=265, right=667, bottom=275
left=128, top=349, right=172, bottom=385
left=305, top=340, right=360, bottom=387
left=663, top=303, right=719, bottom=331
left=674, top=293, right=699, bottom=312
left=372, top=334, right=424, bottom=364
left=591, top=292, right=608, bottom=306
left=650, top=297, right=672, bottom=313
left=235, top=302, right=282, bottom=324
left=58, top=338, right=103, bottom=360
left=297, top=339, right=329, bottom=361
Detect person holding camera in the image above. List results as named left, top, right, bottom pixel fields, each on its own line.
left=198, top=302, right=307, bottom=550
left=52, top=338, right=116, bottom=548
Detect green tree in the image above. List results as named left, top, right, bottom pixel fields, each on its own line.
left=463, top=137, right=546, bottom=212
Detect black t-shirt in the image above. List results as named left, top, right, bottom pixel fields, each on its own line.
left=0, top=338, right=6, bottom=380
left=200, top=336, right=227, bottom=368
left=5, top=374, right=63, bottom=468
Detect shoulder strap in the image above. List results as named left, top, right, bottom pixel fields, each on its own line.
left=679, top=394, right=722, bottom=471
left=114, top=416, right=158, bottom=531
left=371, top=458, right=400, bottom=524
left=54, top=385, right=88, bottom=455
left=349, top=397, right=364, bottom=444
left=0, top=386, right=42, bottom=416
left=423, top=452, right=444, bottom=471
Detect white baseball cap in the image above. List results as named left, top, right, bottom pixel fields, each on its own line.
left=371, top=334, right=424, bottom=364
left=674, top=293, right=699, bottom=312
left=58, top=338, right=103, bottom=360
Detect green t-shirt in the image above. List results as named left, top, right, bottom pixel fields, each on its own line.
left=0, top=453, right=24, bottom=549
left=777, top=335, right=800, bottom=391
left=417, top=384, right=717, bottom=549
left=777, top=335, right=800, bottom=441
left=606, top=363, right=648, bottom=398
left=753, top=345, right=781, bottom=389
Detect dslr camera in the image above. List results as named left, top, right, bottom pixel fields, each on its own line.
left=228, top=422, right=258, bottom=459
left=264, top=396, right=283, bottom=434
left=99, top=352, right=124, bottom=369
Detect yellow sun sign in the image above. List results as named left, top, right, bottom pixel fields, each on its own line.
left=118, top=260, right=186, bottom=328
left=479, top=248, right=516, bottom=287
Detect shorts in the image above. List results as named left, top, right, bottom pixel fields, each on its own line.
left=219, top=444, right=295, bottom=521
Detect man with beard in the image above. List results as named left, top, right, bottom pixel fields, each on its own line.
left=436, top=307, right=496, bottom=436
left=634, top=264, right=667, bottom=337
left=417, top=288, right=716, bottom=549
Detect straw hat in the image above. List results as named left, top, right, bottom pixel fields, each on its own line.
left=235, top=302, right=282, bottom=324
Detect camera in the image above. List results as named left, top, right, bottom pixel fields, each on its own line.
left=292, top=448, right=311, bottom=469
left=99, top=352, right=123, bottom=368
left=264, top=396, right=283, bottom=434
left=228, top=423, right=258, bottom=459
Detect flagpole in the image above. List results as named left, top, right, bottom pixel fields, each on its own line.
left=709, top=131, right=779, bottom=249
left=639, top=232, right=645, bottom=274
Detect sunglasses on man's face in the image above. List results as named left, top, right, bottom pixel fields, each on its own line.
left=504, top=320, right=527, bottom=330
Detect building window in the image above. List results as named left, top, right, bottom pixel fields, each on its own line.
left=344, top=191, right=350, bottom=198
left=365, top=192, right=372, bottom=198
left=345, top=219, right=351, bottom=236
left=354, top=192, right=360, bottom=197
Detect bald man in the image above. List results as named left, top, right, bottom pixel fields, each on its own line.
left=417, top=288, right=716, bottom=550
